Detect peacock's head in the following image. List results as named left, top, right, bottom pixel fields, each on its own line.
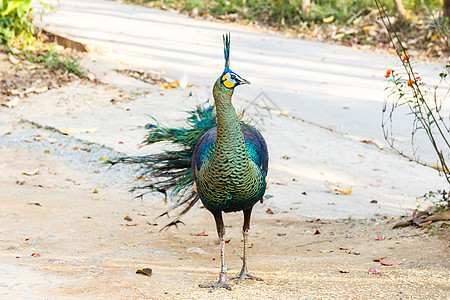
left=220, top=68, right=250, bottom=89
left=219, top=33, right=250, bottom=90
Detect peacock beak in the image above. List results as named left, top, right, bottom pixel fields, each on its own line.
left=239, top=78, right=251, bottom=85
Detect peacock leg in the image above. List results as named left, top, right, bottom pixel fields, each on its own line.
left=231, top=207, right=263, bottom=283
left=199, top=211, right=231, bottom=290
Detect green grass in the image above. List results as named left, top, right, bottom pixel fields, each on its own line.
left=1, top=0, right=85, bottom=77
left=0, top=0, right=35, bottom=48
left=122, top=0, right=443, bottom=28
left=25, top=46, right=86, bottom=77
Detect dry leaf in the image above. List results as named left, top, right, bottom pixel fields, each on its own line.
left=8, top=53, right=20, bottom=64
left=380, top=260, right=404, bottom=266
left=393, top=220, right=413, bottom=229
left=124, top=216, right=133, bottom=222
left=277, top=233, right=286, bottom=236
left=192, top=231, right=208, bottom=236
left=325, top=181, right=352, bottom=195
left=423, top=210, right=450, bottom=222
left=99, top=157, right=109, bottom=162
left=160, top=81, right=179, bottom=89
left=136, top=268, right=152, bottom=277
left=339, top=247, right=354, bottom=250
left=22, top=169, right=39, bottom=176
left=339, top=270, right=349, bottom=273
left=35, top=86, right=48, bottom=94
left=59, top=127, right=98, bottom=135
left=419, top=220, right=432, bottom=227
left=265, top=208, right=274, bottom=214
left=373, top=256, right=387, bottom=262
left=319, top=250, right=334, bottom=253
left=31, top=253, right=41, bottom=257
left=2, top=97, right=20, bottom=108
left=323, top=16, right=335, bottom=23
left=28, top=202, right=42, bottom=206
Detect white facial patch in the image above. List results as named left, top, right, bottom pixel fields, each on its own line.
left=226, top=72, right=237, bottom=84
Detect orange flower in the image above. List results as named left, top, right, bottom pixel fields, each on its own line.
left=407, top=79, right=414, bottom=86
left=402, top=54, right=411, bottom=61
left=385, top=69, right=391, bottom=78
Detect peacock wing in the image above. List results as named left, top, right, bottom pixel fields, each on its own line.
left=241, top=124, right=268, bottom=176
left=192, top=126, right=217, bottom=180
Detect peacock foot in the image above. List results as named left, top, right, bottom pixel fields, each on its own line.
left=199, top=277, right=231, bottom=291
left=230, top=269, right=263, bottom=284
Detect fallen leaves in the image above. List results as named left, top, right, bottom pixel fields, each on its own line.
left=380, top=260, right=404, bottom=266
left=339, top=247, right=354, bottom=251
left=423, top=210, right=450, bottom=222
left=322, top=15, right=335, bottom=23
left=160, top=81, right=179, bottom=89
left=72, top=146, right=91, bottom=152
left=136, top=268, right=152, bottom=277
left=325, top=181, right=352, bottom=195
left=373, top=256, right=387, bottom=262
left=27, top=202, right=42, bottom=206
left=393, top=209, right=450, bottom=229
left=319, top=249, right=333, bottom=253
left=265, top=208, right=274, bottom=214
left=59, top=127, right=98, bottom=135
left=22, top=169, right=39, bottom=176
left=31, top=253, right=41, bottom=257
left=192, top=231, right=208, bottom=236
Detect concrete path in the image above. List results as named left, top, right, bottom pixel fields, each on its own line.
left=37, top=0, right=449, bottom=164
left=11, top=0, right=443, bottom=219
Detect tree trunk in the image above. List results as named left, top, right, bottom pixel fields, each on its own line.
left=393, top=0, right=410, bottom=20
left=302, top=0, right=311, bottom=14
left=444, top=0, right=450, bottom=18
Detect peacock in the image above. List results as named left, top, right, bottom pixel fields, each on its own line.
left=111, top=33, right=269, bottom=290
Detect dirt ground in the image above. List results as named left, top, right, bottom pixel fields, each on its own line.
left=0, top=144, right=449, bottom=299
left=0, top=33, right=449, bottom=299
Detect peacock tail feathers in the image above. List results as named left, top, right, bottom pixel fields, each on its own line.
left=109, top=102, right=216, bottom=226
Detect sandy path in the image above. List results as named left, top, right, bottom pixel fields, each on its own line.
left=0, top=145, right=448, bottom=299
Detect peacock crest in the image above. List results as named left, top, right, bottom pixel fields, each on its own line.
left=219, top=33, right=250, bottom=89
